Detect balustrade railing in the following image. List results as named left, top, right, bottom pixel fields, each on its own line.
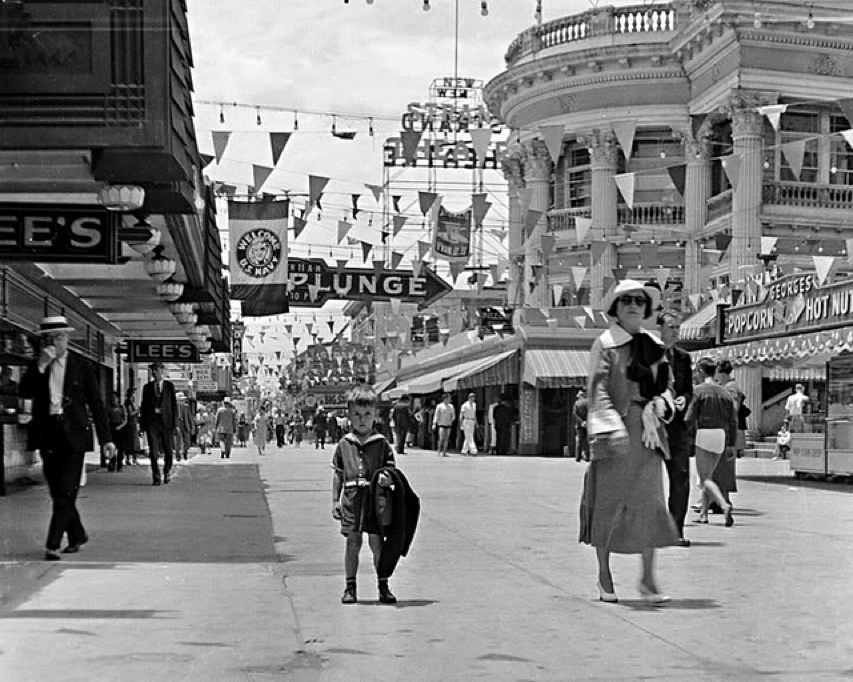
left=707, top=190, right=733, bottom=222
left=762, top=182, right=853, bottom=210
left=617, top=203, right=684, bottom=226
left=506, top=3, right=677, bottom=65
left=547, top=207, right=592, bottom=233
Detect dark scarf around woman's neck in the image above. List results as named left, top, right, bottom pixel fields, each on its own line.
left=625, top=331, right=669, bottom=401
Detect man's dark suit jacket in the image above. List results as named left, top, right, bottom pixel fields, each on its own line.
left=139, top=379, right=177, bottom=432
left=667, top=345, right=694, bottom=434
left=20, top=353, right=111, bottom=453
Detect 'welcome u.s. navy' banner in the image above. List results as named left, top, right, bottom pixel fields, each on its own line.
left=433, top=206, right=472, bottom=262
left=228, top=200, right=290, bottom=316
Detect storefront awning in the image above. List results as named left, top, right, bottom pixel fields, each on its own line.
left=523, top=350, right=589, bottom=389
left=443, top=350, right=517, bottom=391
left=679, top=303, right=718, bottom=341
left=373, top=377, right=396, bottom=396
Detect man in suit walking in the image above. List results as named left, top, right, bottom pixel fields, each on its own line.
left=139, top=360, right=177, bottom=486
left=658, top=310, right=694, bottom=547
left=19, top=316, right=115, bottom=561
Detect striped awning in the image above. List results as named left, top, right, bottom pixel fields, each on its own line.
left=373, top=376, right=396, bottom=396
left=443, top=350, right=517, bottom=391
left=679, top=303, right=718, bottom=341
left=523, top=349, right=589, bottom=389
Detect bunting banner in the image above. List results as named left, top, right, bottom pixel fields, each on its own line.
left=392, top=195, right=402, bottom=213
left=293, top=216, right=306, bottom=239
left=252, top=165, right=273, bottom=194
left=200, top=153, right=214, bottom=169
left=308, top=175, right=329, bottom=209
left=691, top=114, right=707, bottom=142
left=813, top=255, right=836, bottom=286
left=449, top=261, right=466, bottom=281
left=667, top=165, right=687, bottom=197
left=574, top=316, right=587, bottom=330
left=722, top=154, right=742, bottom=191
left=688, top=293, right=703, bottom=311
left=401, top=130, right=423, bottom=165
left=760, top=236, right=778, bottom=255
left=269, top=132, right=291, bottom=165
left=639, top=243, right=658, bottom=269
left=361, top=241, right=373, bottom=262
left=351, top=194, right=360, bottom=218
left=759, top=104, right=787, bottom=132
left=539, top=124, right=565, bottom=164
left=591, top=241, right=607, bottom=265
left=782, top=140, right=806, bottom=181
left=472, top=193, right=491, bottom=226
left=612, top=121, right=637, bottom=160
left=212, top=131, right=231, bottom=163
left=419, top=191, right=438, bottom=216
left=433, top=206, right=472, bottom=263
left=613, top=173, right=636, bottom=209
left=393, top=214, right=407, bottom=237
left=552, top=284, right=564, bottom=305
left=391, top=251, right=404, bottom=270
left=366, top=183, right=383, bottom=202
left=839, top=99, right=853, bottom=128
left=469, top=128, right=492, bottom=167
left=337, top=220, right=352, bottom=244
left=653, top=267, right=671, bottom=291
left=540, top=234, right=556, bottom=260
left=411, top=259, right=424, bottom=278
left=842, top=129, right=853, bottom=151
left=228, top=199, right=290, bottom=316
left=336, top=259, right=349, bottom=272
left=417, top=240, right=431, bottom=260
left=524, top=209, right=543, bottom=237
left=571, top=266, right=587, bottom=291
left=575, top=216, right=592, bottom=244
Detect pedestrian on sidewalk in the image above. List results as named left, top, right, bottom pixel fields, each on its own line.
left=573, top=390, right=589, bottom=462
left=253, top=407, right=268, bottom=456
left=784, top=383, right=809, bottom=433
left=775, top=419, right=792, bottom=459
left=19, top=315, right=115, bottom=561
left=175, top=392, right=194, bottom=462
left=493, top=394, right=513, bottom=456
left=579, top=280, right=678, bottom=605
left=107, top=391, right=127, bottom=472
left=313, top=405, right=328, bottom=449
left=293, top=412, right=304, bottom=448
left=713, top=360, right=742, bottom=511
left=432, top=392, right=455, bottom=457
left=657, top=309, right=694, bottom=547
left=140, top=361, right=177, bottom=486
left=685, top=358, right=737, bottom=527
left=460, top=393, right=479, bottom=455
left=237, top=412, right=249, bottom=447
left=215, top=398, right=238, bottom=458
left=123, top=387, right=140, bottom=465
left=275, top=409, right=286, bottom=447
left=332, top=384, right=398, bottom=604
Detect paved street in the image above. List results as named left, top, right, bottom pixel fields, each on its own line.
left=1, top=444, right=852, bottom=681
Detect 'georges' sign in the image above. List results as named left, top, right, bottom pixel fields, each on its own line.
left=0, top=205, right=119, bottom=263
left=128, top=340, right=200, bottom=364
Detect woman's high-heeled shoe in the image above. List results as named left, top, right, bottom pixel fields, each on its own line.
left=598, top=582, right=618, bottom=603
left=724, top=505, right=735, bottom=527
left=638, top=581, right=671, bottom=605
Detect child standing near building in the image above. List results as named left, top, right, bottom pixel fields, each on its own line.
left=332, top=384, right=397, bottom=604
left=776, top=420, right=792, bottom=459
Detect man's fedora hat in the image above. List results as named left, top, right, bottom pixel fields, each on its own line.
left=36, top=316, right=74, bottom=335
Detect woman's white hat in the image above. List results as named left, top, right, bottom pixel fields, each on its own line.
left=604, top=279, right=662, bottom=318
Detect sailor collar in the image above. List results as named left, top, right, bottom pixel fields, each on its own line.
left=343, top=431, right=386, bottom=448
left=599, top=324, right=665, bottom=350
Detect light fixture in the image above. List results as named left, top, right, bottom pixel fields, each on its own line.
left=122, top=216, right=162, bottom=255
left=98, top=184, right=146, bottom=212
left=805, top=5, right=815, bottom=29
left=156, top=279, right=184, bottom=302
left=423, top=0, right=429, bottom=10
left=144, top=245, right=177, bottom=282
left=753, top=11, right=762, bottom=28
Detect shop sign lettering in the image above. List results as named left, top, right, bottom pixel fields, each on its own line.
left=128, top=340, right=200, bottom=364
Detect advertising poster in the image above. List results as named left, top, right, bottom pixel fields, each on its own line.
left=432, top=206, right=472, bottom=262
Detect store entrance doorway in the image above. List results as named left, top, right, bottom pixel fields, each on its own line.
left=540, top=388, right=570, bottom=456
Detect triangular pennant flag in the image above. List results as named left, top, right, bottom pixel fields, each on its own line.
left=372, top=259, right=385, bottom=274
left=392, top=195, right=402, bottom=213
left=612, top=121, right=637, bottom=160
left=691, top=114, right=707, bottom=141
left=666, top=164, right=687, bottom=197
left=472, top=193, right=490, bottom=226
left=200, top=153, right=214, bottom=168
left=715, top=233, right=732, bottom=252
left=640, top=244, right=658, bottom=269
left=571, top=266, right=587, bottom=290
left=688, top=293, right=703, bottom=311
left=327, top=320, right=335, bottom=334
left=269, top=132, right=291, bottom=165
left=574, top=316, right=587, bottom=330
left=540, top=234, right=556, bottom=260
left=393, top=214, right=407, bottom=237
left=760, top=236, right=778, bottom=255
left=347, top=236, right=359, bottom=246
left=583, top=305, right=595, bottom=320
left=539, top=124, right=565, bottom=164
left=212, top=131, right=231, bottom=163
left=575, top=216, right=592, bottom=244
left=552, top=284, right=564, bottom=305
left=759, top=104, right=787, bottom=132
left=449, top=261, right=465, bottom=281
left=361, top=241, right=373, bottom=262
left=418, top=191, right=438, bottom=216
left=813, top=255, right=836, bottom=286
left=252, top=164, right=273, bottom=194
left=293, top=216, right=307, bottom=239
left=336, top=259, right=349, bottom=272
left=490, top=264, right=501, bottom=284
left=591, top=241, right=607, bottom=264
left=308, top=175, right=329, bottom=209
left=524, top=210, right=543, bottom=236
left=613, top=173, right=636, bottom=209
left=366, top=183, right=383, bottom=203
left=400, top=130, right=423, bottom=165
left=412, top=259, right=424, bottom=277
left=351, top=194, right=361, bottom=218
left=722, top=154, right=742, bottom=192
left=839, top=99, right=853, bottom=127
left=782, top=140, right=806, bottom=181
left=381, top=230, right=389, bottom=245
left=469, top=128, right=492, bottom=167
left=389, top=298, right=401, bottom=316
left=653, top=267, right=671, bottom=291
left=337, top=220, right=352, bottom=244
left=841, top=129, right=853, bottom=152
left=307, top=283, right=320, bottom=303
left=391, top=251, right=404, bottom=270
left=417, top=240, right=431, bottom=260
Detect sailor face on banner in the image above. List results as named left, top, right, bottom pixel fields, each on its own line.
left=237, top=228, right=282, bottom=278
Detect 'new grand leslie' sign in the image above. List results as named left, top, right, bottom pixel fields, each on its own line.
left=722, top=273, right=853, bottom=343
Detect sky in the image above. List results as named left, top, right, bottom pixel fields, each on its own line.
left=184, top=0, right=642, bottom=340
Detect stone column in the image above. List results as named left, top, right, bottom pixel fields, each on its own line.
left=501, top=146, right=526, bottom=309
left=683, top=133, right=713, bottom=297
left=523, top=139, right=553, bottom=308
left=730, top=96, right=765, bottom=286
left=582, top=129, right=619, bottom=308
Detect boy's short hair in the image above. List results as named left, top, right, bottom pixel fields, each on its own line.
left=697, top=357, right=717, bottom=377
left=347, top=384, right=378, bottom=409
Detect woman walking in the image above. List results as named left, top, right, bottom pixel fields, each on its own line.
left=253, top=408, right=269, bottom=456
left=123, top=387, right=140, bottom=465
left=293, top=412, right=304, bottom=448
left=237, top=412, right=249, bottom=447
left=107, top=392, right=128, bottom=471
left=580, top=280, right=678, bottom=605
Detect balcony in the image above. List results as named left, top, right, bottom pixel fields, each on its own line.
left=618, top=203, right=684, bottom=227
left=506, top=3, right=678, bottom=66
left=762, top=182, right=853, bottom=211
left=547, top=207, right=592, bottom=233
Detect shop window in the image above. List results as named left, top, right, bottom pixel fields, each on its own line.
left=780, top=110, right=820, bottom=134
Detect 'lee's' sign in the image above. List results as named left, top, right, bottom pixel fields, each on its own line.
left=0, top=205, right=119, bottom=263
left=128, top=340, right=200, bottom=364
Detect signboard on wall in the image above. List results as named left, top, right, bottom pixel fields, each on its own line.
left=127, top=340, right=200, bottom=364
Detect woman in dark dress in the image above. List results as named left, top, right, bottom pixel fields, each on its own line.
left=123, top=388, right=140, bottom=465
left=107, top=392, right=128, bottom=471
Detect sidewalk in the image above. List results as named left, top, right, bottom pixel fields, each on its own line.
left=2, top=445, right=853, bottom=681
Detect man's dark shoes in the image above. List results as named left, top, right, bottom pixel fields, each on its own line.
left=44, top=548, right=61, bottom=561
left=152, top=479, right=161, bottom=486
left=63, top=534, right=89, bottom=554
left=378, top=583, right=397, bottom=604
left=164, top=473, right=171, bottom=484
left=341, top=585, right=357, bottom=604
left=676, top=537, right=691, bottom=548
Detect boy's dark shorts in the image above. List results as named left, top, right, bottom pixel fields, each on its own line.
left=339, top=487, right=380, bottom=536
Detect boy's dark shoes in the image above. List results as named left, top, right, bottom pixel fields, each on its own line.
left=378, top=584, right=397, bottom=604
left=341, top=585, right=358, bottom=604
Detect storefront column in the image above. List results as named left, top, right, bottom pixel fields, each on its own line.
left=737, top=364, right=762, bottom=437
left=683, top=135, right=713, bottom=296
left=730, top=97, right=764, bottom=286
left=501, top=146, right=526, bottom=309
left=583, top=129, right=618, bottom=308
left=523, top=139, right=552, bottom=308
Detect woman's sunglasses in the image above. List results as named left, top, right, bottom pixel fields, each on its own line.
left=617, top=295, right=648, bottom=307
